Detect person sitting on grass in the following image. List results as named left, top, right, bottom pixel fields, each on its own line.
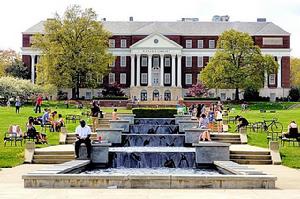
left=282, top=121, right=299, bottom=138
left=235, top=115, right=249, bottom=132
left=198, top=114, right=211, bottom=141
left=112, top=108, right=120, bottom=120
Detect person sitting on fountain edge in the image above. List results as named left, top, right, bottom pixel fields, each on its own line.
left=75, top=120, right=92, bottom=159
left=198, top=113, right=211, bottom=141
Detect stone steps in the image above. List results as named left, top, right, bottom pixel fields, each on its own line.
left=230, top=151, right=272, bottom=165
left=32, top=150, right=75, bottom=164
left=210, top=134, right=241, bottom=144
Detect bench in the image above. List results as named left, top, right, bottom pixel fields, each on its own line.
left=66, top=114, right=81, bottom=123
left=4, top=133, right=23, bottom=146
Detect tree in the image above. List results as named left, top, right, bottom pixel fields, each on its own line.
left=33, top=5, right=114, bottom=99
left=290, top=57, right=300, bottom=87
left=200, top=29, right=278, bottom=100
left=187, top=83, right=208, bottom=97
left=288, top=87, right=300, bottom=101
left=0, top=49, right=21, bottom=77
left=102, top=83, right=125, bottom=97
left=5, top=60, right=30, bottom=79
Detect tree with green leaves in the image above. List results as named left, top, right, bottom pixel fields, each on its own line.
left=33, top=5, right=114, bottom=99
left=5, top=60, right=30, bottom=79
left=290, top=57, right=300, bottom=87
left=200, top=29, right=278, bottom=100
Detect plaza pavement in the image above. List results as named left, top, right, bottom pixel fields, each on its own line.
left=1, top=144, right=300, bottom=199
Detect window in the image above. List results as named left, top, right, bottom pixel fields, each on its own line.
left=120, top=73, right=126, bottom=84
left=97, top=74, right=103, bottom=84
left=121, top=39, right=127, bottom=48
left=185, top=74, right=192, bottom=85
left=153, top=56, right=159, bottom=69
left=120, top=56, right=126, bottom=67
left=141, top=90, right=147, bottom=101
left=197, top=56, right=203, bottom=67
left=109, top=58, right=115, bottom=67
left=86, top=92, right=92, bottom=100
left=220, top=93, right=226, bottom=101
left=263, top=37, right=283, bottom=45
left=164, top=56, right=171, bottom=67
left=186, top=40, right=192, bottom=48
left=197, top=40, right=203, bottom=48
left=141, top=56, right=148, bottom=67
left=197, top=74, right=201, bottom=83
left=269, top=74, right=276, bottom=85
left=141, top=73, right=148, bottom=84
left=109, top=39, right=115, bottom=48
left=109, top=73, right=115, bottom=84
left=209, top=40, right=215, bottom=48
left=186, top=56, right=192, bottom=67
left=164, top=73, right=171, bottom=84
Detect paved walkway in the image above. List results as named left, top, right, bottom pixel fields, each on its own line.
left=0, top=164, right=300, bottom=199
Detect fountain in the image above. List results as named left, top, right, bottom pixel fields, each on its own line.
left=23, top=117, right=276, bottom=189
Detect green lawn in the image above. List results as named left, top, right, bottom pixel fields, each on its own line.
left=0, top=102, right=132, bottom=168
left=227, top=103, right=300, bottom=169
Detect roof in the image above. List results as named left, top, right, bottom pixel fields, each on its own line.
left=23, top=20, right=290, bottom=36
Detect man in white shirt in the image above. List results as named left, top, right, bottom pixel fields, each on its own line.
left=75, top=120, right=92, bottom=159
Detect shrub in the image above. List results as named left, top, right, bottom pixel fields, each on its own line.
left=288, top=87, right=300, bottom=102
left=132, top=108, right=177, bottom=118
left=93, top=96, right=128, bottom=100
left=102, top=83, right=125, bottom=97
left=184, top=97, right=219, bottom=101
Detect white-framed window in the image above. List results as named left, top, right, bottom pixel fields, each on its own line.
left=185, top=74, right=192, bottom=85
left=97, top=74, right=103, bottom=84
left=121, top=39, right=127, bottom=48
left=164, top=73, right=171, bottom=84
left=220, top=93, right=226, bottom=100
left=197, top=74, right=201, bottom=83
left=153, top=56, right=159, bottom=69
left=269, top=74, right=276, bottom=85
left=108, top=73, right=115, bottom=84
left=141, top=56, right=148, bottom=67
left=109, top=39, right=115, bottom=48
left=120, top=73, right=126, bottom=84
left=86, top=92, right=92, bottom=100
left=197, top=40, right=204, bottom=48
left=141, top=73, right=148, bottom=84
left=186, top=40, right=192, bottom=48
left=197, top=56, right=203, bottom=67
left=120, top=56, right=126, bottom=67
left=209, top=40, right=215, bottom=48
left=109, top=58, right=115, bottom=67
left=164, top=56, right=171, bottom=67
left=186, top=56, right=192, bottom=67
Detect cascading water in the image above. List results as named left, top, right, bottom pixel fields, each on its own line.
left=109, top=118, right=195, bottom=168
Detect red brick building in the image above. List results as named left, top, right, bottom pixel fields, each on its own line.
left=22, top=19, right=291, bottom=101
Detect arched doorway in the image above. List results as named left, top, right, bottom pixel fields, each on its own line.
left=164, top=90, right=171, bottom=101
left=141, top=90, right=147, bottom=101
left=153, top=89, right=159, bottom=101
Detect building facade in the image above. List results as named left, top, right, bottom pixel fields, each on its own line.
left=21, top=19, right=291, bottom=101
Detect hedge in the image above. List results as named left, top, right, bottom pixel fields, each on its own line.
left=132, top=108, right=177, bottom=118
left=184, top=97, right=219, bottom=101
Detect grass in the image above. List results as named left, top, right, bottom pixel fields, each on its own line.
left=227, top=102, right=300, bottom=169
left=0, top=103, right=132, bottom=168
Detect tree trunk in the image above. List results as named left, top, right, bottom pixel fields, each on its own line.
left=235, top=88, right=240, bottom=101
left=71, top=74, right=80, bottom=99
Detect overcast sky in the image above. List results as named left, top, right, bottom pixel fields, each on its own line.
left=0, top=0, right=299, bottom=56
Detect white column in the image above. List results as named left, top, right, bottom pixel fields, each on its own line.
left=136, top=55, right=141, bottom=86
left=30, top=55, right=35, bottom=84
left=277, top=56, right=282, bottom=88
left=264, top=71, right=268, bottom=88
left=148, top=54, right=152, bottom=86
left=177, top=55, right=182, bottom=87
left=130, top=55, right=135, bottom=87
left=171, top=55, right=176, bottom=87
left=160, top=54, right=164, bottom=86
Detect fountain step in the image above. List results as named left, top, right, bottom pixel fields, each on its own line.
left=33, top=155, right=75, bottom=159
left=32, top=158, right=74, bottom=164
left=230, top=154, right=272, bottom=160
left=230, top=159, right=272, bottom=165
left=109, top=147, right=195, bottom=153
left=34, top=151, right=74, bottom=155
left=230, top=151, right=270, bottom=155
left=210, top=133, right=240, bottom=137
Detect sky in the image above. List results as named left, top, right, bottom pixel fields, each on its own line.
left=0, top=0, right=299, bottom=56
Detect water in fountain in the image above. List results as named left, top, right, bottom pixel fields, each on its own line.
left=109, top=118, right=195, bottom=169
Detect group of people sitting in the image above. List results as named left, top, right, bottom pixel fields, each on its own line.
left=39, top=108, right=65, bottom=132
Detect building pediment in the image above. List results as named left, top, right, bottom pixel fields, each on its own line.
left=130, top=33, right=183, bottom=49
